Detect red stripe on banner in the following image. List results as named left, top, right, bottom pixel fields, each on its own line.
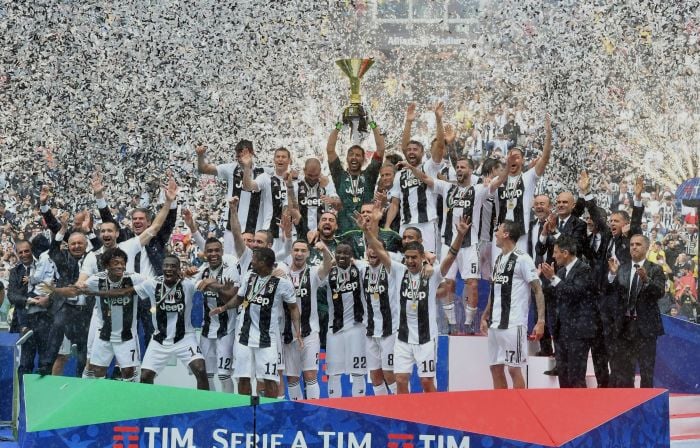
left=113, top=435, right=124, bottom=441
left=388, top=433, right=414, bottom=440
left=113, top=444, right=124, bottom=448
left=127, top=435, right=139, bottom=441
left=114, top=426, right=139, bottom=432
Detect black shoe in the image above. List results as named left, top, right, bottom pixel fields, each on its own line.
left=543, top=367, right=559, bottom=376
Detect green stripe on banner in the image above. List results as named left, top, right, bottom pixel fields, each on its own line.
left=23, top=375, right=276, bottom=432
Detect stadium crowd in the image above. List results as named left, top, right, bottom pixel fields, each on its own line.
left=1, top=98, right=698, bottom=397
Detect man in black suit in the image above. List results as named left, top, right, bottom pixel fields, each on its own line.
left=528, top=194, right=554, bottom=356
left=607, top=234, right=665, bottom=388
left=540, top=191, right=588, bottom=257
left=541, top=236, right=596, bottom=388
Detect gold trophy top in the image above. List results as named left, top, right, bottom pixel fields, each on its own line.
left=336, top=58, right=374, bottom=104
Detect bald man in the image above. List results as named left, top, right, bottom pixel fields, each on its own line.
left=289, top=158, right=340, bottom=239
left=538, top=191, right=588, bottom=261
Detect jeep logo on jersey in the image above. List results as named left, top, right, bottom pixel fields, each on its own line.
left=400, top=176, right=422, bottom=190
left=499, top=188, right=523, bottom=200
left=366, top=284, right=386, bottom=294
left=249, top=295, right=271, bottom=307
left=344, top=185, right=364, bottom=196
left=337, top=281, right=359, bottom=293
left=274, top=189, right=287, bottom=201
left=105, top=296, right=132, bottom=306
left=450, top=198, right=472, bottom=209
left=296, top=287, right=308, bottom=297
left=493, top=274, right=510, bottom=284
left=300, top=196, right=322, bottom=207
left=402, top=289, right=427, bottom=300
left=160, top=302, right=185, bottom=313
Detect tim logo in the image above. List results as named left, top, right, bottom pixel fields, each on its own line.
left=388, top=433, right=414, bottom=448
left=113, top=426, right=139, bottom=448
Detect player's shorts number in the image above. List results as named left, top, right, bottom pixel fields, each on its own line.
left=353, top=356, right=367, bottom=369
left=421, top=360, right=435, bottom=373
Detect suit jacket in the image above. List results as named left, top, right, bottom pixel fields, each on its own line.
left=545, top=259, right=597, bottom=341
left=603, top=203, right=644, bottom=267
left=607, top=260, right=665, bottom=338
left=536, top=215, right=587, bottom=266
left=579, top=197, right=612, bottom=292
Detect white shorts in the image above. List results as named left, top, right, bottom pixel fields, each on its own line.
left=233, top=342, right=279, bottom=381
left=86, top=307, right=99, bottom=359
left=325, top=324, right=366, bottom=375
left=141, top=333, right=204, bottom=375
left=91, top=338, right=140, bottom=368
left=400, top=221, right=439, bottom=256
left=201, top=333, right=235, bottom=375
left=366, top=333, right=396, bottom=372
left=441, top=244, right=480, bottom=280
left=283, top=332, right=321, bottom=377
left=58, top=335, right=72, bottom=356
left=276, top=332, right=285, bottom=371
left=394, top=338, right=436, bottom=377
left=488, top=325, right=528, bottom=367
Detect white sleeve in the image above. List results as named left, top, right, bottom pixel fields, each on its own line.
left=521, top=256, right=540, bottom=284
left=119, top=236, right=143, bottom=259
left=85, top=275, right=99, bottom=292
left=191, top=231, right=206, bottom=252
left=325, top=179, right=338, bottom=197
left=216, top=163, right=236, bottom=181
left=255, top=172, right=271, bottom=192
left=238, top=272, right=250, bottom=298
left=222, top=263, right=240, bottom=286
left=422, top=159, right=441, bottom=178
left=81, top=252, right=98, bottom=276
left=389, top=171, right=402, bottom=200
left=311, top=266, right=322, bottom=284
left=279, top=279, right=297, bottom=304
left=433, top=179, right=450, bottom=197
left=134, top=278, right=156, bottom=300
left=523, top=168, right=539, bottom=196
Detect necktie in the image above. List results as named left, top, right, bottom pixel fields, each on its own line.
left=629, top=263, right=640, bottom=315
left=558, top=219, right=565, bottom=232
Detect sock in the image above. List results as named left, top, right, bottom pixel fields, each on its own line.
left=464, top=305, right=478, bottom=326
left=207, top=373, right=216, bottom=392
left=218, top=374, right=234, bottom=393
left=328, top=375, right=342, bottom=398
left=278, top=379, right=285, bottom=399
left=287, top=380, right=303, bottom=401
left=387, top=382, right=397, bottom=394
left=305, top=378, right=320, bottom=399
left=442, top=303, right=456, bottom=325
left=82, top=369, right=95, bottom=379
left=372, top=382, right=388, bottom=396
left=351, top=374, right=366, bottom=397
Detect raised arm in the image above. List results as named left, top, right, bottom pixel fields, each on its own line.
left=38, top=186, right=61, bottom=235
left=534, top=113, right=551, bottom=177
left=367, top=105, right=386, bottom=161
left=228, top=196, right=246, bottom=258
left=401, top=103, right=416, bottom=156
left=182, top=208, right=206, bottom=252
left=326, top=128, right=340, bottom=165
left=195, top=144, right=218, bottom=176
left=138, top=175, right=177, bottom=247
left=432, top=102, right=445, bottom=163
left=488, top=153, right=512, bottom=193
left=239, top=151, right=261, bottom=192
left=314, top=241, right=334, bottom=280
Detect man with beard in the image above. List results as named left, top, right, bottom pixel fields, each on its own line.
left=326, top=111, right=385, bottom=233
left=340, top=203, right=402, bottom=261
left=91, top=172, right=179, bottom=350
left=323, top=242, right=368, bottom=397
left=376, top=163, right=400, bottom=233
left=241, top=147, right=299, bottom=253
left=355, top=204, right=409, bottom=395
left=136, top=255, right=229, bottom=390
left=393, top=216, right=470, bottom=393
left=385, top=103, right=446, bottom=255
left=282, top=239, right=333, bottom=400
left=211, top=248, right=300, bottom=398
left=194, top=238, right=240, bottom=392
left=74, top=177, right=178, bottom=378
left=408, top=155, right=509, bottom=331
left=196, top=140, right=271, bottom=253
left=287, top=158, right=340, bottom=241
left=494, top=114, right=552, bottom=254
